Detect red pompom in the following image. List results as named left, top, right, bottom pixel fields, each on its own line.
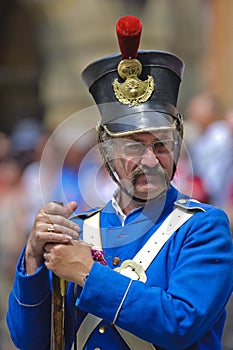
left=116, top=16, right=142, bottom=59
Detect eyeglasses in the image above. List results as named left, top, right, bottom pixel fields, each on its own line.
left=120, top=140, right=178, bottom=157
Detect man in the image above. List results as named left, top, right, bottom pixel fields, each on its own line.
left=7, top=16, right=233, bottom=350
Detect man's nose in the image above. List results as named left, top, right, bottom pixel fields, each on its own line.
left=140, top=146, right=159, bottom=168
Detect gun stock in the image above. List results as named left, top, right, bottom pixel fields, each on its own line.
left=50, top=201, right=66, bottom=350
left=51, top=274, right=66, bottom=349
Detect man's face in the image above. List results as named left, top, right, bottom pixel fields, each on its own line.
left=111, top=130, right=177, bottom=200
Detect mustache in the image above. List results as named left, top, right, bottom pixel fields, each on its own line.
left=131, top=165, right=167, bottom=185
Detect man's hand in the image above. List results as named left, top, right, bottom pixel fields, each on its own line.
left=43, top=240, right=94, bottom=287
left=25, top=201, right=79, bottom=275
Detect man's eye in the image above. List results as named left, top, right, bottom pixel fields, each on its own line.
left=156, top=142, right=165, bottom=147
left=155, top=141, right=167, bottom=149
left=154, top=140, right=174, bottom=153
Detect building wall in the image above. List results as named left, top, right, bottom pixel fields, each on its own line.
left=35, top=0, right=211, bottom=128
left=1, top=0, right=233, bottom=129
left=205, top=0, right=233, bottom=110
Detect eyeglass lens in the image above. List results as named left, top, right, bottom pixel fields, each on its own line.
left=123, top=140, right=176, bottom=156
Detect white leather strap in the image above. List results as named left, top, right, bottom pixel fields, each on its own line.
left=83, top=207, right=194, bottom=281
left=133, top=207, right=194, bottom=271
left=76, top=314, right=102, bottom=350
left=83, top=212, right=102, bottom=249
left=77, top=313, right=156, bottom=350
left=116, top=326, right=157, bottom=350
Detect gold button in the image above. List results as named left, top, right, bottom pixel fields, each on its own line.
left=99, top=325, right=107, bottom=334
left=112, top=257, right=121, bottom=266
left=178, top=199, right=187, bottom=204
left=94, top=348, right=101, bottom=350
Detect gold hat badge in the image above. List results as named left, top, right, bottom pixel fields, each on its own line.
left=113, top=16, right=154, bottom=107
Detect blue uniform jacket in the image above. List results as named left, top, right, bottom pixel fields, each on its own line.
left=7, top=186, right=233, bottom=349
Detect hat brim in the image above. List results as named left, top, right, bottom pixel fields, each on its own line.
left=102, top=110, right=176, bottom=136
left=97, top=101, right=178, bottom=136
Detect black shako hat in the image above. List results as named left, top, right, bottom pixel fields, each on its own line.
left=82, top=16, right=185, bottom=136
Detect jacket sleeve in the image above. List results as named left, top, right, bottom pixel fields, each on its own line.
left=6, top=248, right=51, bottom=350
left=77, top=207, right=233, bottom=349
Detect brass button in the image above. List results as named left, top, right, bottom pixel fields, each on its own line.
left=112, top=257, right=121, bottom=266
left=94, top=348, right=101, bottom=350
left=99, top=325, right=107, bottom=334
left=178, top=199, right=187, bottom=204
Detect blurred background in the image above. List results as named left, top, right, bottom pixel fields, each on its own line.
left=0, top=0, right=232, bottom=349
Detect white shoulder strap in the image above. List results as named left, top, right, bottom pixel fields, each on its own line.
left=83, top=211, right=102, bottom=249
left=83, top=206, right=194, bottom=281
left=132, top=207, right=194, bottom=272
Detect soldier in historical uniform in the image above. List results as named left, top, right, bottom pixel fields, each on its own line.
left=7, top=16, right=233, bottom=350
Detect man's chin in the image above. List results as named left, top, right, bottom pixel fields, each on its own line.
left=133, top=184, right=168, bottom=201
left=133, top=174, right=169, bottom=198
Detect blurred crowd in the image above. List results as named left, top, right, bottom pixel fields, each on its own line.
left=0, top=116, right=117, bottom=349
left=175, top=92, right=233, bottom=232
left=0, top=92, right=232, bottom=349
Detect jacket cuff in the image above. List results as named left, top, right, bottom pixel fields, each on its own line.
left=77, top=261, right=132, bottom=323
left=13, top=248, right=50, bottom=306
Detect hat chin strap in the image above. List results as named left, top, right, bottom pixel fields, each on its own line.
left=101, top=152, right=146, bottom=203
left=102, top=151, right=169, bottom=204
left=112, top=173, right=149, bottom=204
left=98, top=129, right=170, bottom=204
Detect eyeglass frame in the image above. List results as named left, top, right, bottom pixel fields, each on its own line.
left=115, top=139, right=179, bottom=157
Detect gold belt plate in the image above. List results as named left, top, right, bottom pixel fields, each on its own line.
left=114, top=259, right=147, bottom=282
